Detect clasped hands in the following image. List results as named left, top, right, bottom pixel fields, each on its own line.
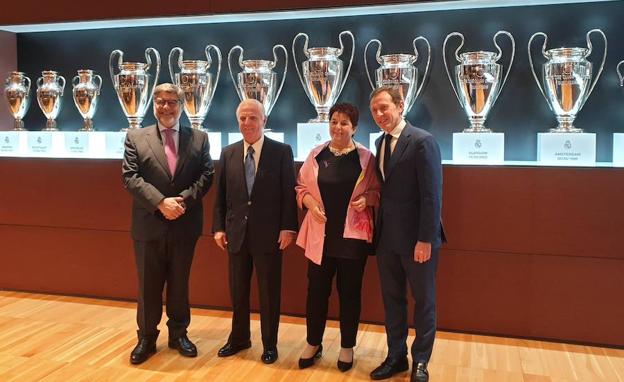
left=158, top=197, right=186, bottom=220
left=308, top=195, right=367, bottom=224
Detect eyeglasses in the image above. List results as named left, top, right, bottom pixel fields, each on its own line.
left=155, top=98, right=181, bottom=108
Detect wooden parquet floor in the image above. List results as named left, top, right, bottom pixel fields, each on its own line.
left=0, top=291, right=622, bottom=381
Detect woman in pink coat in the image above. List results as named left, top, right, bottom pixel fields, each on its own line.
left=296, top=103, right=380, bottom=372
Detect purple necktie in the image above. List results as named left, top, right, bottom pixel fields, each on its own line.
left=163, top=128, right=177, bottom=175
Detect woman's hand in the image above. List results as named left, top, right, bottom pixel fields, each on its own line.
left=350, top=195, right=367, bottom=212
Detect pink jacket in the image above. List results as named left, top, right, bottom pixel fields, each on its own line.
left=295, top=141, right=380, bottom=265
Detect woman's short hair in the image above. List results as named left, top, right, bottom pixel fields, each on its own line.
left=329, top=103, right=359, bottom=127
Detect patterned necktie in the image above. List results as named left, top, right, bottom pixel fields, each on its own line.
left=383, top=133, right=393, bottom=179
left=163, top=128, right=177, bottom=176
left=245, top=145, right=255, bottom=197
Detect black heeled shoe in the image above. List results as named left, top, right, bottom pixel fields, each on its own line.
left=337, top=348, right=354, bottom=372
left=298, top=344, right=323, bottom=369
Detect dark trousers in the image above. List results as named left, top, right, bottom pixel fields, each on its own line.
left=228, top=237, right=282, bottom=349
left=133, top=231, right=198, bottom=340
left=306, top=256, right=367, bottom=348
left=376, top=248, right=439, bottom=363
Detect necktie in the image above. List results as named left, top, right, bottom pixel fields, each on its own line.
left=163, top=128, right=177, bottom=176
left=383, top=133, right=393, bottom=179
left=245, top=146, right=255, bottom=197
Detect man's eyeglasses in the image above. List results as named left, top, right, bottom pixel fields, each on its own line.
left=155, top=99, right=181, bottom=108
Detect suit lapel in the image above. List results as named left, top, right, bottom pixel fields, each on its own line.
left=174, top=126, right=191, bottom=179
left=385, top=125, right=412, bottom=180
left=374, top=134, right=383, bottom=179
left=145, top=125, right=172, bottom=179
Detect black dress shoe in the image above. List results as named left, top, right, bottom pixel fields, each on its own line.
left=168, top=335, right=197, bottom=357
left=217, top=340, right=252, bottom=357
left=411, top=362, right=429, bottom=382
left=130, top=337, right=157, bottom=365
left=370, top=357, right=409, bottom=380
left=298, top=344, right=322, bottom=369
left=261, top=348, right=278, bottom=364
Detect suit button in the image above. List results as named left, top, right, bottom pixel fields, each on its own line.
left=248, top=201, right=252, bottom=206
left=244, top=216, right=248, bottom=220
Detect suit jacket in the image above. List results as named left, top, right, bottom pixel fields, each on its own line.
left=122, top=124, right=215, bottom=241
left=374, top=122, right=446, bottom=255
left=212, top=136, right=298, bottom=254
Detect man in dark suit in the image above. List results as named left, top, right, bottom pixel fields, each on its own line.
left=212, top=99, right=298, bottom=364
left=122, top=83, right=214, bottom=364
left=368, top=86, right=445, bottom=382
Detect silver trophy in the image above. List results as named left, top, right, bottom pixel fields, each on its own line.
left=109, top=47, right=161, bottom=130
left=364, top=36, right=431, bottom=117
left=228, top=44, right=287, bottom=116
left=4, top=71, right=31, bottom=130
left=443, top=31, right=515, bottom=133
left=36, top=70, right=66, bottom=131
left=292, top=31, right=355, bottom=122
left=528, top=29, right=607, bottom=133
left=169, top=45, right=222, bottom=130
left=617, top=59, right=624, bottom=87
left=72, top=69, right=102, bottom=131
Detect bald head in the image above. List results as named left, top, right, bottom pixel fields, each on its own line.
left=236, top=98, right=267, bottom=144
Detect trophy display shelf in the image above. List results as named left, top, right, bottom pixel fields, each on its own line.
left=613, top=133, right=624, bottom=166
left=452, top=132, right=504, bottom=165
left=297, top=122, right=330, bottom=160
left=0, top=130, right=126, bottom=158
left=537, top=132, right=596, bottom=166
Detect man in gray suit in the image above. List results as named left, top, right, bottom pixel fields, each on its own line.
left=122, top=83, right=214, bottom=364
left=368, top=86, right=445, bottom=382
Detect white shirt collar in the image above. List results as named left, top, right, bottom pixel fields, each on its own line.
left=387, top=119, right=406, bottom=139
left=244, top=134, right=265, bottom=154
left=159, top=122, right=180, bottom=134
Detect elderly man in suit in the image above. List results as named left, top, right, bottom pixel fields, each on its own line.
left=368, top=86, right=445, bottom=382
left=122, top=83, right=214, bottom=364
left=212, top=99, right=297, bottom=364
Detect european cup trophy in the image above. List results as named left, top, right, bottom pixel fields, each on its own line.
left=364, top=36, right=431, bottom=117
left=4, top=71, right=31, bottom=130
left=169, top=45, right=222, bottom=130
left=72, top=69, right=102, bottom=131
left=227, top=44, right=287, bottom=116
left=36, top=70, right=66, bottom=131
left=292, top=31, right=355, bottom=122
left=528, top=29, right=607, bottom=133
left=109, top=47, right=161, bottom=130
left=443, top=31, right=515, bottom=132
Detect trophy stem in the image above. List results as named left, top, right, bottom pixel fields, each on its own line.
left=551, top=116, right=582, bottom=133
left=127, top=117, right=144, bottom=130
left=43, top=119, right=58, bottom=131
left=189, top=117, right=205, bottom=131
left=80, top=118, right=95, bottom=132
left=309, top=108, right=330, bottom=123
left=13, top=119, right=26, bottom=131
left=464, top=117, right=492, bottom=133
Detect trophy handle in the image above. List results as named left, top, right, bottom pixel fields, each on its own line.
left=364, top=39, right=381, bottom=90
left=584, top=28, right=607, bottom=102
left=617, top=60, right=624, bottom=86
left=269, top=44, right=288, bottom=115
left=493, top=30, right=515, bottom=92
left=337, top=30, right=355, bottom=98
left=227, top=45, right=244, bottom=101
left=71, top=75, right=80, bottom=88
left=205, top=44, right=222, bottom=103
left=413, top=36, right=431, bottom=100
left=57, top=76, right=66, bottom=96
left=145, top=47, right=161, bottom=110
left=94, top=74, right=103, bottom=95
left=24, top=76, right=31, bottom=93
left=168, top=47, right=184, bottom=83
left=292, top=32, right=310, bottom=95
left=109, top=49, right=123, bottom=86
left=442, top=32, right=464, bottom=103
left=527, top=32, right=550, bottom=105
left=36, top=76, right=43, bottom=89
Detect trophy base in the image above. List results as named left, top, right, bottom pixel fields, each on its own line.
left=463, top=127, right=492, bottom=133
left=537, top=132, right=596, bottom=166
left=80, top=119, right=95, bottom=132
left=43, top=120, right=58, bottom=131
left=13, top=119, right=26, bottom=131
left=549, top=127, right=584, bottom=133
left=452, top=132, right=504, bottom=164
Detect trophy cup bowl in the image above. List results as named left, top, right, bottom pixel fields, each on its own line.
left=443, top=31, right=515, bottom=133
left=364, top=36, right=431, bottom=117
left=109, top=47, right=161, bottom=130
left=36, top=70, right=66, bottom=131
left=72, top=69, right=102, bottom=131
left=169, top=45, right=222, bottom=130
left=528, top=29, right=607, bottom=133
left=4, top=71, right=31, bottom=130
left=228, top=44, right=287, bottom=116
left=293, top=31, right=354, bottom=122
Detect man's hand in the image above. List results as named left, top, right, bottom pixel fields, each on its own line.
left=350, top=195, right=367, bottom=212
left=158, top=197, right=185, bottom=220
left=277, top=230, right=296, bottom=250
left=214, top=231, right=228, bottom=250
left=414, top=241, right=432, bottom=263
